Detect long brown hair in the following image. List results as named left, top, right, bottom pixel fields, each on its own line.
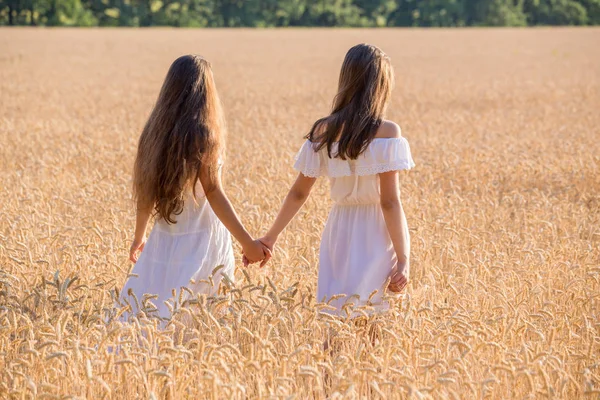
left=133, top=55, right=224, bottom=224
left=307, top=44, right=394, bottom=160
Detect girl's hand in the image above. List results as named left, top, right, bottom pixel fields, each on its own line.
left=258, top=235, right=276, bottom=252
left=388, top=261, right=408, bottom=293
left=242, top=240, right=272, bottom=267
left=129, top=237, right=146, bottom=263
left=243, top=235, right=277, bottom=267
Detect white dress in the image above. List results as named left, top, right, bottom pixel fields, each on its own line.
left=294, top=137, right=415, bottom=316
left=121, top=180, right=235, bottom=320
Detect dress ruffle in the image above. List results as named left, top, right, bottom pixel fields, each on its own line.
left=293, top=137, right=415, bottom=178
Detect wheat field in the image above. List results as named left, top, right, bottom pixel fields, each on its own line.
left=0, top=27, right=599, bottom=399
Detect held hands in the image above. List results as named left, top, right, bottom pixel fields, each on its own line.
left=242, top=239, right=272, bottom=268
left=388, top=260, right=409, bottom=293
left=243, top=235, right=276, bottom=268
left=129, top=237, right=146, bottom=263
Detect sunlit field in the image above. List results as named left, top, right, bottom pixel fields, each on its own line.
left=0, top=27, right=599, bottom=398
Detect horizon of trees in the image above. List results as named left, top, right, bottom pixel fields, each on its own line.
left=1, top=0, right=599, bottom=27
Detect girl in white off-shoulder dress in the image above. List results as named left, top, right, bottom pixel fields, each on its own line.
left=255, top=44, right=414, bottom=317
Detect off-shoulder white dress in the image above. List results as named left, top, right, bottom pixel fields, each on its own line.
left=121, top=180, right=235, bottom=320
left=294, top=137, right=415, bottom=316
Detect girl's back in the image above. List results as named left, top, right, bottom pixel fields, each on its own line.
left=294, top=121, right=414, bottom=315
left=295, top=135, right=413, bottom=206
left=153, top=181, right=210, bottom=234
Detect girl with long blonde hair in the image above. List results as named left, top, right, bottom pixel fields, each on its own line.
left=256, top=44, right=415, bottom=316
left=123, top=55, right=270, bottom=320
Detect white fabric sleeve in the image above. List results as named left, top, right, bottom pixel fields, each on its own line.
left=353, top=137, right=415, bottom=176
left=293, top=140, right=328, bottom=177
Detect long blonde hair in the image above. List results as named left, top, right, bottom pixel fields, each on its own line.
left=133, top=55, right=224, bottom=224
left=307, top=44, right=394, bottom=159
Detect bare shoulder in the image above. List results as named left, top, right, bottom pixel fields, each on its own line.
left=374, top=120, right=402, bottom=139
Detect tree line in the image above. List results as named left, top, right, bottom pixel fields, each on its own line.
left=2, top=0, right=599, bottom=27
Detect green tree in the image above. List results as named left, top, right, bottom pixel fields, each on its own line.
left=416, top=0, right=467, bottom=26
left=387, top=0, right=420, bottom=26
left=551, top=0, right=588, bottom=24
left=353, top=0, right=395, bottom=26
left=580, top=0, right=600, bottom=23
left=275, top=0, right=308, bottom=26
left=2, top=0, right=599, bottom=26
left=21, top=0, right=39, bottom=24
left=483, top=0, right=527, bottom=26
left=525, top=0, right=588, bottom=24
left=297, top=0, right=361, bottom=26
left=3, top=0, right=23, bottom=25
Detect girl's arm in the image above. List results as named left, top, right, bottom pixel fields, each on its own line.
left=259, top=173, right=317, bottom=249
left=379, top=170, right=410, bottom=292
left=129, top=201, right=152, bottom=263
left=200, top=164, right=270, bottom=264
